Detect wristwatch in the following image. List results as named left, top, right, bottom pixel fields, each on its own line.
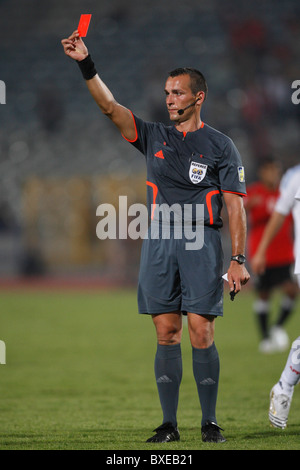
left=231, top=254, right=246, bottom=264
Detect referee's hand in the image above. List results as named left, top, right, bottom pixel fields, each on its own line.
left=227, top=262, right=250, bottom=295
left=61, top=30, right=89, bottom=62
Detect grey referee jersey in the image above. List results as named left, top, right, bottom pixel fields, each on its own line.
left=123, top=113, right=247, bottom=228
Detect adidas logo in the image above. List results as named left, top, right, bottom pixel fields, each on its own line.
left=199, top=378, right=216, bottom=385
left=155, top=150, right=165, bottom=159
left=157, top=375, right=172, bottom=383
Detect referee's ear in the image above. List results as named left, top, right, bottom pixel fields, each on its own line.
left=195, top=91, right=205, bottom=108
left=198, top=90, right=206, bottom=103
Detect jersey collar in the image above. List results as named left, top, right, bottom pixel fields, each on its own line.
left=172, top=121, right=205, bottom=139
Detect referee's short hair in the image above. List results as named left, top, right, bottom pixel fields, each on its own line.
left=168, top=67, right=208, bottom=100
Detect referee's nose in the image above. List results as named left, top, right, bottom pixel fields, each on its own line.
left=166, top=93, right=174, bottom=108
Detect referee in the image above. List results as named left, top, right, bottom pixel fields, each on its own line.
left=62, top=30, right=250, bottom=444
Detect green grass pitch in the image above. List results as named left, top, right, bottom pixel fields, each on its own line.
left=0, top=286, right=299, bottom=450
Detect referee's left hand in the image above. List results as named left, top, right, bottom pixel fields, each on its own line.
left=227, top=262, right=250, bottom=295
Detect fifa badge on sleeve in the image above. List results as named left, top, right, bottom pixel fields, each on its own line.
left=237, top=166, right=245, bottom=183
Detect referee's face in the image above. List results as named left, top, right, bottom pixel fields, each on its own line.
left=165, top=74, right=197, bottom=121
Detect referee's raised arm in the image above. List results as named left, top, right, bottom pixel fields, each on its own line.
left=61, top=30, right=136, bottom=142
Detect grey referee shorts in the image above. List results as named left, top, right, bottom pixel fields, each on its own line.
left=137, top=225, right=224, bottom=316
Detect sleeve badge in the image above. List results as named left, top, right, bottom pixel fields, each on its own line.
left=237, top=166, right=245, bottom=183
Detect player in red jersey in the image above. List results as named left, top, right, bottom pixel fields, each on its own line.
left=245, top=158, right=298, bottom=353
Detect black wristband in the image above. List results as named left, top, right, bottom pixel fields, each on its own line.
left=77, top=54, right=97, bottom=80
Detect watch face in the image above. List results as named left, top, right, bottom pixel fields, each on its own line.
left=232, top=255, right=246, bottom=264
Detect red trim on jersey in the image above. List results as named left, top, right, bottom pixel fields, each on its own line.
left=222, top=189, right=247, bottom=197
left=146, top=181, right=158, bottom=220
left=155, top=150, right=165, bottom=159
left=180, top=122, right=204, bottom=138
left=121, top=111, right=138, bottom=142
left=206, top=190, right=220, bottom=225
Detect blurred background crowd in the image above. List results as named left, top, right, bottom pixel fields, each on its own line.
left=0, top=0, right=299, bottom=284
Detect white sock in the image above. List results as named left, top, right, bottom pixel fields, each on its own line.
left=253, top=299, right=270, bottom=315
left=275, top=336, right=300, bottom=397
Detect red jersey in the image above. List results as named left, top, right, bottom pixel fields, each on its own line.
left=245, top=181, right=294, bottom=267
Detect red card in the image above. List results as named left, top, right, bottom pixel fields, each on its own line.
left=78, top=14, right=92, bottom=37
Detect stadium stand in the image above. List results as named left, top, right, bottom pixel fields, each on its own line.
left=0, top=0, right=299, bottom=278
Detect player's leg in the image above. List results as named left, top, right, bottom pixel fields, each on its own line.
left=252, top=267, right=274, bottom=350
left=138, top=234, right=183, bottom=442
left=270, top=275, right=298, bottom=349
left=269, top=336, right=300, bottom=429
left=278, top=277, right=298, bottom=327
left=256, top=266, right=298, bottom=352
left=179, top=227, right=225, bottom=442
left=146, top=312, right=182, bottom=442
left=254, top=266, right=293, bottom=353
left=187, top=313, right=224, bottom=442
left=187, top=312, right=215, bottom=348
left=254, top=289, right=272, bottom=352
left=269, top=273, right=300, bottom=428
